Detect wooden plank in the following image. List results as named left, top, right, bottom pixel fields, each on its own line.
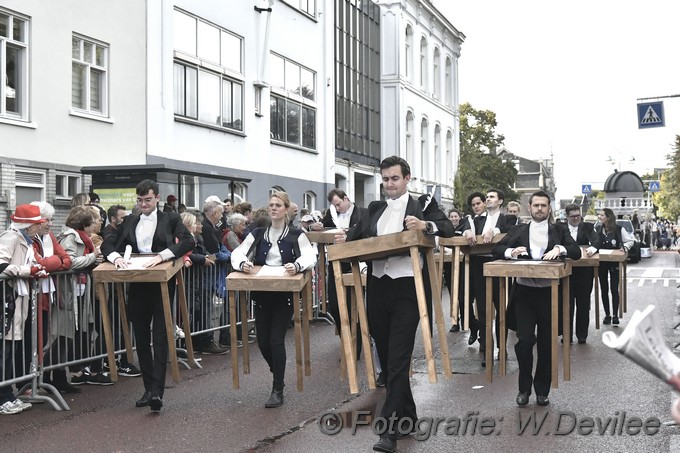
left=305, top=230, right=341, bottom=244
left=227, top=267, right=308, bottom=292
left=411, top=247, right=437, bottom=384
left=350, top=261, right=376, bottom=389
left=92, top=258, right=183, bottom=283
left=229, top=291, right=239, bottom=389
left=239, top=291, right=250, bottom=374
left=327, top=230, right=435, bottom=262
left=160, top=283, right=180, bottom=383
left=95, top=282, right=118, bottom=382
left=562, top=277, right=571, bottom=381
left=425, top=250, right=453, bottom=379
left=332, top=260, right=358, bottom=393
left=483, top=260, right=572, bottom=279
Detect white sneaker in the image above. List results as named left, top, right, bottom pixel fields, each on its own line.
left=11, top=399, right=32, bottom=411
left=0, top=401, right=22, bottom=415
left=174, top=325, right=186, bottom=340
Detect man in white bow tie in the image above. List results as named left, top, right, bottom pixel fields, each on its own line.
left=338, top=156, right=453, bottom=453
left=492, top=191, right=581, bottom=408
left=102, top=179, right=193, bottom=412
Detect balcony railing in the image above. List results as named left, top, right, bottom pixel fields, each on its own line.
left=594, top=197, right=653, bottom=215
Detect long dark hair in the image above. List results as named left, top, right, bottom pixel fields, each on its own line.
left=601, top=208, right=617, bottom=232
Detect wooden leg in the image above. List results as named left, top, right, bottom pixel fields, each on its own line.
left=351, top=261, right=375, bottom=388
left=618, top=263, right=624, bottom=318
left=485, top=277, right=493, bottom=383
left=594, top=266, right=600, bottom=329
left=426, top=250, right=452, bottom=379
left=115, top=283, right=134, bottom=365
left=159, top=283, right=180, bottom=383
left=464, top=253, right=470, bottom=331
left=229, top=290, right=239, bottom=389
left=411, top=247, right=436, bottom=384
left=333, top=260, right=358, bottom=394
left=499, top=278, right=506, bottom=376
left=293, top=291, right=303, bottom=392
left=176, top=271, right=197, bottom=368
left=96, top=283, right=118, bottom=382
left=452, top=247, right=460, bottom=326
left=562, top=276, right=570, bottom=381
left=239, top=291, right=250, bottom=374
left=302, top=280, right=312, bottom=377
left=551, top=280, right=558, bottom=389
left=318, top=243, right=327, bottom=314
left=622, top=262, right=627, bottom=314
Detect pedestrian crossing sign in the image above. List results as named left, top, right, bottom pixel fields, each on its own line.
left=637, top=101, right=665, bottom=129
left=648, top=180, right=660, bottom=192
left=581, top=184, right=591, bottom=194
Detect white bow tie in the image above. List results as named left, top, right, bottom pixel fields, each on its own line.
left=141, top=215, right=154, bottom=221
left=386, top=198, right=403, bottom=208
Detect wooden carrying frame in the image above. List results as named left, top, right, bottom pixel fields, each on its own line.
left=305, top=230, right=341, bottom=315
left=226, top=268, right=312, bottom=392
left=92, top=258, right=198, bottom=383
left=438, top=235, right=505, bottom=331
left=483, top=260, right=572, bottom=388
left=327, top=230, right=453, bottom=395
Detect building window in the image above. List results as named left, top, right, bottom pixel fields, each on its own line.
left=270, top=54, right=316, bottom=150
left=15, top=168, right=45, bottom=205
left=228, top=182, right=247, bottom=205
left=72, top=34, right=109, bottom=116
left=420, top=117, right=429, bottom=179
left=445, top=57, right=452, bottom=106
left=434, top=124, right=441, bottom=181
left=282, top=0, right=316, bottom=18
left=303, top=191, right=316, bottom=211
left=173, top=9, right=244, bottom=131
left=433, top=48, right=441, bottom=100
left=446, top=130, right=453, bottom=184
left=404, top=25, right=413, bottom=80
left=181, top=175, right=198, bottom=210
left=405, top=111, right=414, bottom=164
left=419, top=37, right=427, bottom=90
left=269, top=186, right=284, bottom=197
left=55, top=173, right=82, bottom=199
left=0, top=9, right=29, bottom=121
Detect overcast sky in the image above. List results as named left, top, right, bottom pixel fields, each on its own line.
left=432, top=0, right=680, bottom=201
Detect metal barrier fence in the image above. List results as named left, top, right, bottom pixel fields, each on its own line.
left=1, top=259, right=258, bottom=414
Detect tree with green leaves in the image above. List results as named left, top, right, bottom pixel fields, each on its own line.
left=654, top=135, right=680, bottom=220
left=453, top=102, right=518, bottom=212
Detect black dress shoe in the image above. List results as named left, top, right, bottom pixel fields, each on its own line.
left=536, top=395, right=550, bottom=406
left=449, top=324, right=460, bottom=333
left=516, top=392, right=529, bottom=406
left=577, top=337, right=587, bottom=344
left=149, top=395, right=163, bottom=412
left=376, top=372, right=386, bottom=387
left=373, top=436, right=397, bottom=453
left=602, top=315, right=612, bottom=325
left=265, top=389, right=283, bottom=408
left=481, top=358, right=486, bottom=368
left=468, top=326, right=479, bottom=345
left=135, top=391, right=151, bottom=407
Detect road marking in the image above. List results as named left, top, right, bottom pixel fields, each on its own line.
left=641, top=268, right=664, bottom=278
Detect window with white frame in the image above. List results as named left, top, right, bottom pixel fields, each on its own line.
left=434, top=124, right=441, bottom=181
left=55, top=172, right=82, bottom=199
left=419, top=37, right=427, bottom=90
left=405, top=111, right=414, bottom=164
left=282, top=0, right=316, bottom=18
left=303, top=191, right=316, bottom=211
left=173, top=9, right=244, bottom=132
left=269, top=186, right=285, bottom=197
left=15, top=168, right=45, bottom=205
left=181, top=175, right=198, bottom=210
left=404, top=25, right=413, bottom=80
left=228, top=182, right=247, bottom=205
left=420, top=117, right=429, bottom=179
left=433, top=48, right=441, bottom=100
left=72, top=34, right=109, bottom=116
left=0, top=9, right=29, bottom=121
left=270, top=53, right=316, bottom=150
left=445, top=57, right=452, bottom=106
left=446, top=130, right=453, bottom=183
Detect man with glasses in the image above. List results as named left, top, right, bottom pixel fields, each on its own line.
left=564, top=204, right=600, bottom=344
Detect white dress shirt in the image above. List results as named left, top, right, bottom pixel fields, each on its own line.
left=372, top=193, right=417, bottom=279
left=136, top=210, right=158, bottom=253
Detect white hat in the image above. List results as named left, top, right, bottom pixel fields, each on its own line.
left=204, top=195, right=227, bottom=206
left=300, top=215, right=314, bottom=223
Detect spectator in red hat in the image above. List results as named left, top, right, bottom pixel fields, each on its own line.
left=164, top=195, right=178, bottom=213
left=0, top=204, right=47, bottom=415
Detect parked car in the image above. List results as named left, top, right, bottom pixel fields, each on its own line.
left=594, top=219, right=641, bottom=263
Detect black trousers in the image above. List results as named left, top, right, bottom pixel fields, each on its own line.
left=252, top=292, right=293, bottom=386
left=367, top=275, right=419, bottom=440
left=127, top=282, right=170, bottom=398
left=569, top=267, right=594, bottom=340
left=443, top=261, right=471, bottom=328
left=514, top=284, right=552, bottom=397
left=471, top=255, right=500, bottom=349
left=598, top=262, right=619, bottom=317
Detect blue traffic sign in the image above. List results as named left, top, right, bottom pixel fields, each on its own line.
left=581, top=184, right=592, bottom=194
left=637, top=102, right=665, bottom=129
left=648, top=180, right=661, bottom=192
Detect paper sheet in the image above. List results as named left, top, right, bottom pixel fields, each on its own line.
left=257, top=265, right=287, bottom=277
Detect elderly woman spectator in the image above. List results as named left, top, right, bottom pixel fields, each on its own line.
left=0, top=204, right=47, bottom=414
left=53, top=206, right=108, bottom=389
left=223, top=213, right=248, bottom=252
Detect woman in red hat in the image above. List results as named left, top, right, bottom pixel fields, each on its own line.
left=0, top=204, right=46, bottom=414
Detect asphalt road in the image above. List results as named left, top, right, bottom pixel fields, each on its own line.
left=2, top=251, right=680, bottom=453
